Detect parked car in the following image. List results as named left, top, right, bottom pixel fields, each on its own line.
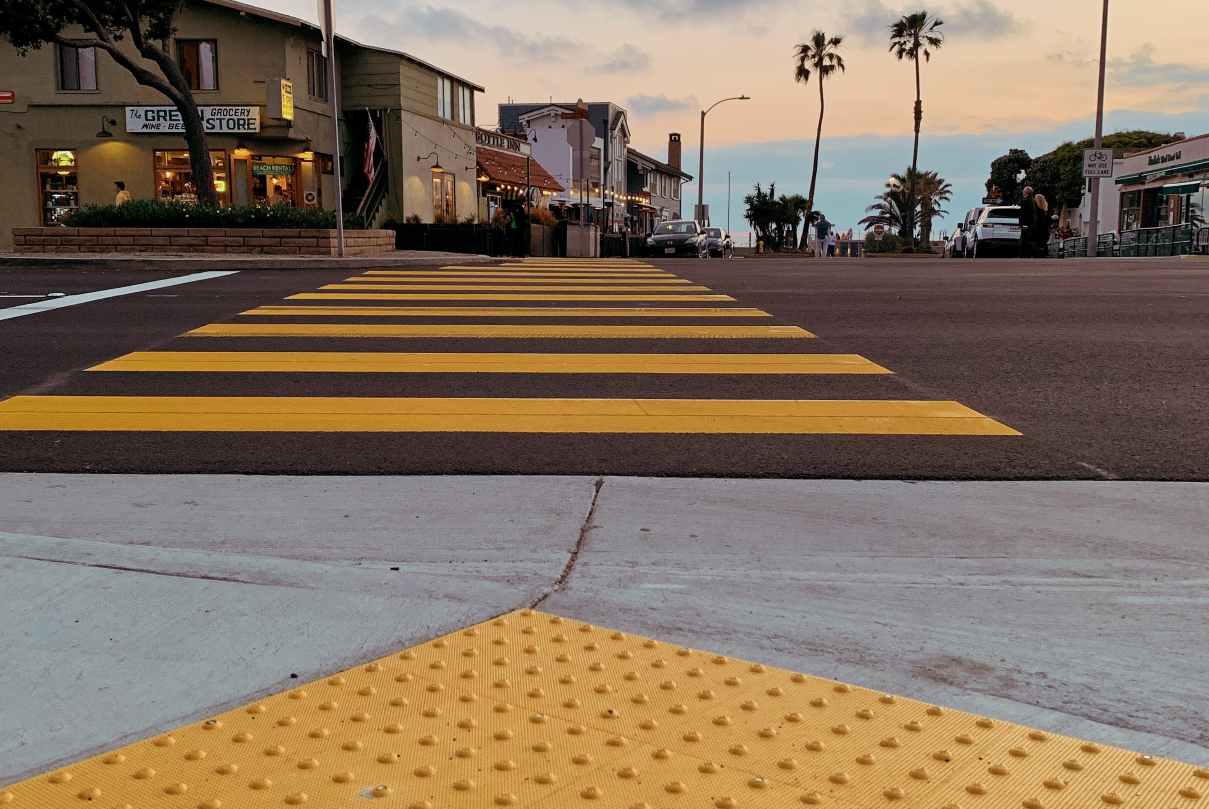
left=646, top=220, right=709, bottom=258
left=703, top=227, right=735, bottom=258
left=956, top=207, right=984, bottom=258
left=967, top=206, right=1021, bottom=258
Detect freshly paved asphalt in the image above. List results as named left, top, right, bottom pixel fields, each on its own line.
left=0, top=255, right=1206, bottom=478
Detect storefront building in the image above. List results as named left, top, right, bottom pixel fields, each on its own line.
left=1112, top=134, right=1209, bottom=234
left=473, top=129, right=563, bottom=222
left=0, top=0, right=482, bottom=248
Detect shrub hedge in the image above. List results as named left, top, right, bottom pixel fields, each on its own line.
left=863, top=232, right=905, bottom=254
left=66, top=199, right=361, bottom=229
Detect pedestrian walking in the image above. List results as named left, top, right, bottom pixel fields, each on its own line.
left=814, top=214, right=831, bottom=257
left=826, top=230, right=838, bottom=257
left=1018, top=186, right=1046, bottom=258
left=1033, top=193, right=1051, bottom=256
left=114, top=181, right=131, bottom=206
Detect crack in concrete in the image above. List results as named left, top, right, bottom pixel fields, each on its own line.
left=8, top=554, right=256, bottom=585
left=529, top=476, right=604, bottom=608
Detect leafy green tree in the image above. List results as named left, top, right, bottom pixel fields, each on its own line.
left=1, top=0, right=218, bottom=205
left=889, top=11, right=944, bottom=246
left=793, top=29, right=845, bottom=249
left=986, top=148, right=1033, bottom=205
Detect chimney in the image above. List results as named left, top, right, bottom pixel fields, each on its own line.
left=668, top=133, right=681, bottom=170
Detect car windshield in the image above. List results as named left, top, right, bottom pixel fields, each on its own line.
left=654, top=222, right=696, bottom=234
left=985, top=207, right=1020, bottom=221
left=705, top=229, right=723, bottom=238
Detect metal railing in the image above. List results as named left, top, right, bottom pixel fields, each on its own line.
left=1119, top=223, right=1193, bottom=258
left=355, top=167, right=389, bottom=229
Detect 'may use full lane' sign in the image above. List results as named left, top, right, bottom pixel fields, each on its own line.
left=126, top=106, right=261, bottom=133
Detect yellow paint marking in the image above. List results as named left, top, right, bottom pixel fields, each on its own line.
left=242, top=306, right=773, bottom=318
left=8, top=608, right=1195, bottom=809
left=185, top=323, right=813, bottom=338
left=319, top=284, right=712, bottom=292
left=91, top=351, right=889, bottom=375
left=0, top=396, right=1018, bottom=434
left=287, top=293, right=736, bottom=302
left=363, top=270, right=675, bottom=276
left=344, top=276, right=693, bottom=284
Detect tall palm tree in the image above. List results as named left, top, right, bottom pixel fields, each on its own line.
left=889, top=11, right=944, bottom=247
left=793, top=29, right=846, bottom=249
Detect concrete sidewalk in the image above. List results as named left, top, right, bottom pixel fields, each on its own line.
left=1, top=475, right=1206, bottom=784
left=0, top=250, right=493, bottom=270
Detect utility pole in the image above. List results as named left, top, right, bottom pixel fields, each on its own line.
left=1087, top=0, right=1109, bottom=258
left=320, top=0, right=344, bottom=256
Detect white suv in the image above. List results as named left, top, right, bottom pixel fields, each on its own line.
left=968, top=206, right=1021, bottom=258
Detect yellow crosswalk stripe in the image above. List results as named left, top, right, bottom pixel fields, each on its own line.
left=319, top=284, right=713, bottom=292
left=287, top=293, right=736, bottom=301
left=185, top=324, right=814, bottom=338
left=90, top=352, right=888, bottom=374
left=362, top=270, right=676, bottom=277
left=342, top=277, right=696, bottom=285
left=0, top=396, right=1021, bottom=434
left=241, top=306, right=772, bottom=318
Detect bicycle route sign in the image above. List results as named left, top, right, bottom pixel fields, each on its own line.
left=1083, top=148, right=1114, bottom=178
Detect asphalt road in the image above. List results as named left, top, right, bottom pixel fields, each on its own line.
left=0, top=255, right=1205, bottom=478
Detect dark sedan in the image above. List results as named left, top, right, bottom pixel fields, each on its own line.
left=646, top=220, right=708, bottom=258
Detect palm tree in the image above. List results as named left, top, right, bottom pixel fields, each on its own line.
left=859, top=185, right=912, bottom=233
left=915, top=171, right=952, bottom=245
left=793, top=29, right=846, bottom=249
left=743, top=183, right=778, bottom=249
left=779, top=193, right=810, bottom=251
left=889, top=11, right=944, bottom=247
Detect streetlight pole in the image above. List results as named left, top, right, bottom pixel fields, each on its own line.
left=321, top=0, right=343, bottom=257
left=1087, top=0, right=1110, bottom=258
left=697, top=95, right=749, bottom=225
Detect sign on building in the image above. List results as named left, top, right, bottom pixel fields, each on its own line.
left=1083, top=148, right=1114, bottom=179
left=266, top=79, right=294, bottom=121
left=125, top=106, right=261, bottom=134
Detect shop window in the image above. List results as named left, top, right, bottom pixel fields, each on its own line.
left=154, top=150, right=229, bottom=205
left=307, top=49, right=328, bottom=101
left=249, top=156, right=299, bottom=206
left=178, top=40, right=217, bottom=91
left=36, top=149, right=79, bottom=226
left=437, top=76, right=453, bottom=120
left=432, top=168, right=455, bottom=222
left=58, top=45, right=97, bottom=91
left=458, top=85, right=473, bottom=126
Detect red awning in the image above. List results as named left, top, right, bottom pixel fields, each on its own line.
left=476, top=149, right=564, bottom=193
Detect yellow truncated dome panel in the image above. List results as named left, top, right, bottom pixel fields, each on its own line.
left=4, top=609, right=1206, bottom=808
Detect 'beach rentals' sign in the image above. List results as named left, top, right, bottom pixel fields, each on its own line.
left=126, top=106, right=261, bottom=133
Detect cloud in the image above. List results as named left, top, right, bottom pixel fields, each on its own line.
left=1047, top=49, right=1090, bottom=68
left=851, top=0, right=1023, bottom=46
left=599, top=44, right=652, bottom=74
left=1109, top=44, right=1209, bottom=89
left=608, top=0, right=780, bottom=22
left=364, top=6, right=581, bottom=62
left=626, top=94, right=698, bottom=116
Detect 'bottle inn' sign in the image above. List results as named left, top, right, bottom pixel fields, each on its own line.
left=125, top=106, right=260, bottom=133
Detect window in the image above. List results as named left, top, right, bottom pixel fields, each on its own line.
left=58, top=45, right=97, bottom=91
left=36, top=149, right=79, bottom=225
left=154, top=150, right=229, bottom=205
left=306, top=49, right=328, bottom=101
left=432, top=169, right=456, bottom=221
left=178, top=40, right=217, bottom=91
left=437, top=76, right=453, bottom=120
left=671, top=178, right=680, bottom=201
left=458, top=85, right=473, bottom=125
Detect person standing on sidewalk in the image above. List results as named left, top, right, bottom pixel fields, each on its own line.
left=1018, top=186, right=1042, bottom=257
left=1032, top=193, right=1051, bottom=257
left=114, top=182, right=131, bottom=206
left=814, top=214, right=831, bottom=257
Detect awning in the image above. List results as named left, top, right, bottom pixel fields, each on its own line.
left=1162, top=181, right=1204, bottom=195
left=475, top=149, right=564, bottom=193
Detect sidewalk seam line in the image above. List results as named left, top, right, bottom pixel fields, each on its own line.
left=529, top=475, right=604, bottom=608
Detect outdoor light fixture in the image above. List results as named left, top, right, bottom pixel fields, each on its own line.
left=419, top=151, right=442, bottom=171
left=96, top=116, right=117, bottom=138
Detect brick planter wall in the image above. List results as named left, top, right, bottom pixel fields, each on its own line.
left=11, top=228, right=395, bottom=255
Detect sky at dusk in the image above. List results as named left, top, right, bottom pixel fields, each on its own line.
left=262, top=0, right=1209, bottom=233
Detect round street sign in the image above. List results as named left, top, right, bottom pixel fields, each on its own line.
left=873, top=224, right=885, bottom=240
